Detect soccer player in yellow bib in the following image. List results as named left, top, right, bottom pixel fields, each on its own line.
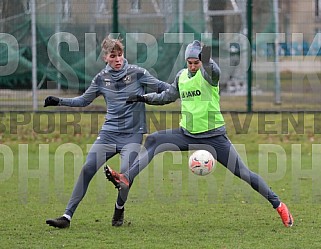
left=106, top=40, right=293, bottom=227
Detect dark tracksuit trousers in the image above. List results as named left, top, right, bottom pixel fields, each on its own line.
left=65, top=130, right=142, bottom=218
left=118, top=127, right=280, bottom=209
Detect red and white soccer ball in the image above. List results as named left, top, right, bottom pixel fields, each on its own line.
left=188, top=150, right=216, bottom=176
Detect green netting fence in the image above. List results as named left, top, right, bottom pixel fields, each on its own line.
left=1, top=0, right=321, bottom=111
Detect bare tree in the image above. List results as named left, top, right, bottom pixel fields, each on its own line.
left=2, top=0, right=25, bottom=33
left=209, top=0, right=226, bottom=40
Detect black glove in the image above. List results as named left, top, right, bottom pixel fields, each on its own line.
left=199, top=45, right=211, bottom=63
left=126, top=95, right=146, bottom=104
left=44, top=96, right=60, bottom=107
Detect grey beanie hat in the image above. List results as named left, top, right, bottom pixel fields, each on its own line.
left=184, top=40, right=202, bottom=60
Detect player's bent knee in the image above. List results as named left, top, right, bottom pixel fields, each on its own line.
left=144, top=134, right=158, bottom=147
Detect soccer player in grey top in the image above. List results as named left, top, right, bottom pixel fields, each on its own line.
left=44, top=36, right=170, bottom=228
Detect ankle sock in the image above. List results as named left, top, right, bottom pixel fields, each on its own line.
left=115, top=202, right=124, bottom=210
left=63, top=214, right=71, bottom=221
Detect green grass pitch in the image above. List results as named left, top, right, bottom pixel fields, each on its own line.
left=1, top=112, right=321, bottom=248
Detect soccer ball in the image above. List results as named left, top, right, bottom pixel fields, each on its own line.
left=188, top=150, right=215, bottom=176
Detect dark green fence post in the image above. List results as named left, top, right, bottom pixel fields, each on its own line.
left=112, top=0, right=118, bottom=33
left=247, top=0, right=253, bottom=112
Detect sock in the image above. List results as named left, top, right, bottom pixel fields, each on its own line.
left=115, top=202, right=124, bottom=210
left=273, top=201, right=282, bottom=209
left=63, top=214, right=71, bottom=221
left=116, top=195, right=125, bottom=207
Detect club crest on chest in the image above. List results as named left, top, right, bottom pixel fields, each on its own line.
left=123, top=75, right=131, bottom=84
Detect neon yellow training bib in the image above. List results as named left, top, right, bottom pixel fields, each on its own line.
left=178, top=69, right=225, bottom=134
